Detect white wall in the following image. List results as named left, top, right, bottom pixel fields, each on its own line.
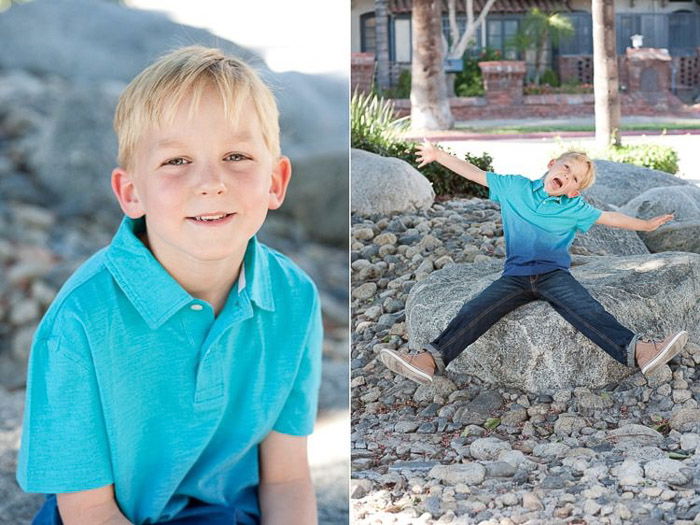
left=569, top=0, right=698, bottom=14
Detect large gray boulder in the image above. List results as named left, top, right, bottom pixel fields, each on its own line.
left=406, top=253, right=700, bottom=393
left=572, top=196, right=649, bottom=256
left=0, top=0, right=348, bottom=245
left=351, top=149, right=435, bottom=215
left=584, top=160, right=691, bottom=208
left=619, top=186, right=700, bottom=254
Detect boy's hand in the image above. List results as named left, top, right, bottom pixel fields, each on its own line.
left=645, top=214, right=674, bottom=231
left=416, top=139, right=439, bottom=168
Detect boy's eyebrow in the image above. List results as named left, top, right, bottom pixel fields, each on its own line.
left=154, top=134, right=255, bottom=150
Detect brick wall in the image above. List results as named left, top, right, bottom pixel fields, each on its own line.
left=351, top=52, right=375, bottom=94
left=392, top=92, right=688, bottom=120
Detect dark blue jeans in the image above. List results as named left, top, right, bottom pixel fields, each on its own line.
left=32, top=494, right=259, bottom=524
left=430, top=270, right=637, bottom=368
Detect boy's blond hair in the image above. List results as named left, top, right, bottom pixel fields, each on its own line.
left=114, top=46, right=280, bottom=170
left=556, top=151, right=596, bottom=190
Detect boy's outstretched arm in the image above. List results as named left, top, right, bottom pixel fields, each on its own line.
left=416, top=140, right=488, bottom=187
left=259, top=431, right=317, bottom=525
left=596, top=211, right=674, bottom=232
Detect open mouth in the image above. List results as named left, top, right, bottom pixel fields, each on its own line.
left=186, top=212, right=235, bottom=224
left=552, top=177, right=563, bottom=190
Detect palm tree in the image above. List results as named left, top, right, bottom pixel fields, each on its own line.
left=410, top=0, right=454, bottom=130
left=592, top=0, right=621, bottom=147
left=375, top=0, right=390, bottom=91
left=510, top=8, right=574, bottom=85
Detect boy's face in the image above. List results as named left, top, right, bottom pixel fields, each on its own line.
left=543, top=157, right=586, bottom=198
left=111, top=88, right=290, bottom=266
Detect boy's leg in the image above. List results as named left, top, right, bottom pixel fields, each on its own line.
left=535, top=270, right=637, bottom=367
left=165, top=498, right=256, bottom=524
left=430, top=275, right=534, bottom=366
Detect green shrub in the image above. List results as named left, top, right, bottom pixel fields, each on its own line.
left=381, top=69, right=411, bottom=99
left=605, top=143, right=679, bottom=174
left=350, top=90, right=407, bottom=152
left=540, top=68, right=560, bottom=87
left=454, top=48, right=502, bottom=98
left=351, top=91, right=494, bottom=197
left=549, top=140, right=679, bottom=174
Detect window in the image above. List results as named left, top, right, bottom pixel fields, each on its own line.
left=669, top=10, right=698, bottom=56
left=558, top=12, right=592, bottom=55
left=487, top=18, right=520, bottom=59
left=360, top=13, right=376, bottom=54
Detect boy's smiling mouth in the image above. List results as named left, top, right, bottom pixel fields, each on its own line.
left=187, top=212, right=236, bottom=224
left=551, top=177, right=563, bottom=190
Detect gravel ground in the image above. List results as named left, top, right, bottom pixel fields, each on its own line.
left=350, top=198, right=700, bottom=524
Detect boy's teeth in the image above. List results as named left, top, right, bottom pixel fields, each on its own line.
left=195, top=214, right=226, bottom=221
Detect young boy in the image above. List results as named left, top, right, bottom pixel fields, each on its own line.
left=380, top=142, right=688, bottom=385
left=17, top=46, right=322, bottom=525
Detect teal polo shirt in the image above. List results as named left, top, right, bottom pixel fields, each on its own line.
left=487, top=172, right=602, bottom=276
left=17, top=216, right=323, bottom=524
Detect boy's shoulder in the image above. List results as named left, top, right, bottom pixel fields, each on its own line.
left=38, top=247, right=114, bottom=334
left=255, top=240, right=318, bottom=299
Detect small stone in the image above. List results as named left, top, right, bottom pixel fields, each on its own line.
left=670, top=408, right=700, bottom=432
left=470, top=437, right=511, bottom=460
left=428, top=463, right=486, bottom=485
left=644, top=458, right=692, bottom=485
left=351, top=479, right=373, bottom=499
left=374, top=232, right=397, bottom=246
left=522, top=492, right=543, bottom=511
left=394, top=421, right=420, bottom=433
left=353, top=227, right=375, bottom=241
left=352, top=282, right=377, bottom=300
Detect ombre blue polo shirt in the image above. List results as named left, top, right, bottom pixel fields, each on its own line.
left=487, top=172, right=602, bottom=276
left=17, top=216, right=322, bottom=524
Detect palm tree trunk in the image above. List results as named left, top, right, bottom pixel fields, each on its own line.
left=411, top=0, right=454, bottom=130
left=592, top=0, right=621, bottom=147
left=375, top=0, right=391, bottom=91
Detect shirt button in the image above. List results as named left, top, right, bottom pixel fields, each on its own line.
left=190, top=304, right=203, bottom=311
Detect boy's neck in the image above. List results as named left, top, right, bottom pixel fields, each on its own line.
left=138, top=232, right=245, bottom=316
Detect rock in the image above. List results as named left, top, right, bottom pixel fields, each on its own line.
left=406, top=252, right=700, bottom=393
left=644, top=459, right=692, bottom=485
left=522, top=492, right=544, bottom=511
left=584, top=160, right=692, bottom=208
left=352, top=282, right=377, bottom=301
left=554, top=414, right=588, bottom=436
left=428, top=463, right=486, bottom=485
left=618, top=186, right=700, bottom=254
left=470, top=437, right=511, bottom=460
left=351, top=479, right=373, bottom=499
left=670, top=408, right=700, bottom=432
left=413, top=376, right=458, bottom=403
left=612, top=459, right=645, bottom=486
left=351, top=149, right=434, bottom=215
left=573, top=196, right=649, bottom=257
left=641, top=220, right=700, bottom=255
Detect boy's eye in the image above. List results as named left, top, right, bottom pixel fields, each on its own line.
left=164, top=158, right=188, bottom=166
left=225, top=153, right=249, bottom=162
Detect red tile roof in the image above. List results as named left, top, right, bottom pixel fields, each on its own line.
left=389, top=0, right=572, bottom=14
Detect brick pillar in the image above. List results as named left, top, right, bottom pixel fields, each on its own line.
left=478, top=61, right=526, bottom=105
left=625, top=48, right=672, bottom=93
left=351, top=52, right=375, bottom=94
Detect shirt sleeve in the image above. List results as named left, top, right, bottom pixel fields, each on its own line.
left=16, top=311, right=113, bottom=493
left=575, top=200, right=603, bottom=233
left=272, top=289, right=323, bottom=437
left=486, top=172, right=527, bottom=204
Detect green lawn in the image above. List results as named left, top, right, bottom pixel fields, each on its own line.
left=454, top=122, right=700, bottom=134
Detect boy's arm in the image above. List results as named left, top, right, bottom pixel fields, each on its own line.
left=595, top=211, right=674, bottom=232
left=57, top=485, right=132, bottom=525
left=416, top=140, right=488, bottom=187
left=259, top=430, right=317, bottom=525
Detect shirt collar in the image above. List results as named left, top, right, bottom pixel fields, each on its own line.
left=533, top=177, right=563, bottom=203
left=105, top=216, right=274, bottom=329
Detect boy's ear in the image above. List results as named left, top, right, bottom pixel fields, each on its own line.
left=111, top=167, right=145, bottom=218
left=547, top=159, right=556, bottom=169
left=268, top=156, right=292, bottom=210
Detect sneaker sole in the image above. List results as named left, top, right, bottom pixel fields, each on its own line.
left=379, top=349, right=433, bottom=385
left=641, top=331, right=688, bottom=376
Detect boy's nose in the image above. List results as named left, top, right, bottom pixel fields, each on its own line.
left=196, top=165, right=227, bottom=195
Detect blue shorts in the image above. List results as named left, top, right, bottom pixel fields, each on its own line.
left=32, top=494, right=259, bottom=524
